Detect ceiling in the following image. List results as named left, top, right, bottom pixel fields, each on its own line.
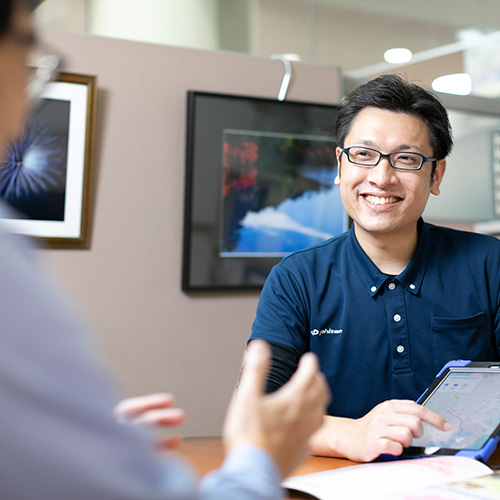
left=262, top=0, right=500, bottom=97
left=35, top=0, right=500, bottom=97
left=306, top=0, right=500, bottom=31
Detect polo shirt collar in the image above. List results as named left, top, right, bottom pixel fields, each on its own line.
left=348, top=218, right=430, bottom=298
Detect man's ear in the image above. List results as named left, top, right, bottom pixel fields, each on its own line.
left=334, top=147, right=343, bottom=185
left=430, top=159, right=446, bottom=196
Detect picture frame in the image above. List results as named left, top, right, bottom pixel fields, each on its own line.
left=182, top=91, right=348, bottom=292
left=0, top=72, right=97, bottom=248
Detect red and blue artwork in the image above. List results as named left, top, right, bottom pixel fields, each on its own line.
left=220, top=130, right=346, bottom=257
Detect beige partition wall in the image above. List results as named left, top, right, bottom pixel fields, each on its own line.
left=38, top=30, right=341, bottom=436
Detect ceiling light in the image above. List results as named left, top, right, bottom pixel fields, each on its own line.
left=383, top=48, right=412, bottom=64
left=431, top=73, right=472, bottom=95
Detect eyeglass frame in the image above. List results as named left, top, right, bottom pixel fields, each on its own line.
left=339, top=146, right=436, bottom=171
left=5, top=27, right=62, bottom=104
left=26, top=52, right=62, bottom=102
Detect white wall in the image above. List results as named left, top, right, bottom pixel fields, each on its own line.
left=425, top=110, right=500, bottom=223
left=86, top=0, right=220, bottom=49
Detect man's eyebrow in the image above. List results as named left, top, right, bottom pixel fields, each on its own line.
left=352, top=139, right=424, bottom=152
left=397, top=143, right=423, bottom=152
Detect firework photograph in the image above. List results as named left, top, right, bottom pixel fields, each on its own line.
left=0, top=99, right=70, bottom=221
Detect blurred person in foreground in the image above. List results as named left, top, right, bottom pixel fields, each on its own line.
left=0, top=1, right=330, bottom=498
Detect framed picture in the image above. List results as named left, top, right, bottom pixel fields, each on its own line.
left=0, top=72, right=97, bottom=248
left=182, top=91, right=348, bottom=292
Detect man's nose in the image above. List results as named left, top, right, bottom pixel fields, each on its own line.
left=366, top=156, right=398, bottom=186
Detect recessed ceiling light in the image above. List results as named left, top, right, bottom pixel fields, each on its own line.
left=383, top=48, right=413, bottom=64
left=432, top=73, right=472, bottom=95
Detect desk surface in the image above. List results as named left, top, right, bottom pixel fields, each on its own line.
left=178, top=436, right=500, bottom=498
left=178, top=436, right=357, bottom=477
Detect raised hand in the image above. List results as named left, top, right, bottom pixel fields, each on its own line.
left=114, top=393, right=186, bottom=450
left=223, top=340, right=330, bottom=478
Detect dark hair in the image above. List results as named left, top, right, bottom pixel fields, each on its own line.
left=334, top=74, right=453, bottom=160
left=0, top=0, right=14, bottom=38
left=0, top=0, right=42, bottom=38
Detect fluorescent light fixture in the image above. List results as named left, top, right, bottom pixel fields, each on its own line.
left=383, top=48, right=412, bottom=64
left=432, top=73, right=472, bottom=95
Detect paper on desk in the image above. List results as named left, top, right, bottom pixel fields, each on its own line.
left=282, top=456, right=492, bottom=500
left=386, top=473, right=500, bottom=500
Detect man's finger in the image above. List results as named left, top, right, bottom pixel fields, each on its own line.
left=418, top=406, right=451, bottom=432
left=114, top=393, right=175, bottom=421
left=236, top=340, right=271, bottom=399
left=280, top=352, right=320, bottom=395
left=390, top=400, right=451, bottom=432
left=157, top=435, right=183, bottom=451
left=279, top=352, right=331, bottom=410
left=127, top=408, right=186, bottom=426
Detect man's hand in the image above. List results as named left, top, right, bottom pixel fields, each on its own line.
left=223, top=340, right=330, bottom=478
left=114, top=393, right=186, bottom=450
left=309, top=399, right=451, bottom=462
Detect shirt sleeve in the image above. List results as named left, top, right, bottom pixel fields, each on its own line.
left=199, top=445, right=285, bottom=500
left=250, top=263, right=310, bottom=354
left=264, top=340, right=301, bottom=393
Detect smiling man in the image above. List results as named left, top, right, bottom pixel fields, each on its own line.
left=248, top=74, right=500, bottom=462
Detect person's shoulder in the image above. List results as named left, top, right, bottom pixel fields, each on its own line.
left=425, top=222, right=500, bottom=251
left=278, top=231, right=350, bottom=268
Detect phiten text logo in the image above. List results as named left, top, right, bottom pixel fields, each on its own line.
left=310, top=328, right=342, bottom=336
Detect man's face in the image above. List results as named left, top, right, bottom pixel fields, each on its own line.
left=0, top=3, right=34, bottom=155
left=334, top=106, right=446, bottom=242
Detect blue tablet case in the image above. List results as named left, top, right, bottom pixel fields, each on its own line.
left=378, top=360, right=500, bottom=463
left=412, top=360, right=500, bottom=462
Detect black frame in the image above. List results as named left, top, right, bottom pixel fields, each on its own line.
left=182, top=91, right=346, bottom=292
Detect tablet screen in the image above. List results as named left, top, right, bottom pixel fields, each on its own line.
left=412, top=369, right=500, bottom=451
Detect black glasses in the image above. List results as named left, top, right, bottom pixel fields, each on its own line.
left=26, top=53, right=61, bottom=102
left=7, top=28, right=62, bottom=102
left=341, top=146, right=436, bottom=171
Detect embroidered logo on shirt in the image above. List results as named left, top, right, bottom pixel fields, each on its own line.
left=310, top=328, right=342, bottom=336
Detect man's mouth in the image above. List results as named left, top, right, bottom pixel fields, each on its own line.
left=364, top=195, right=402, bottom=206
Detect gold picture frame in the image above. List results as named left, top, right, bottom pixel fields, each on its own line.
left=0, top=72, right=97, bottom=248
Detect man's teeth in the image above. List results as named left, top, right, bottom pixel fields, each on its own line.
left=365, top=195, right=400, bottom=205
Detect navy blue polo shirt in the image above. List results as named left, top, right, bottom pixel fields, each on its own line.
left=250, top=219, right=500, bottom=419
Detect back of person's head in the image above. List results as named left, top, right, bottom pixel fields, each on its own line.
left=334, top=74, right=453, bottom=160
left=0, top=0, right=15, bottom=37
left=0, top=0, right=43, bottom=38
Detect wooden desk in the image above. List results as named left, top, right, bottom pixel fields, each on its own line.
left=178, top=436, right=357, bottom=477
left=178, top=436, right=500, bottom=498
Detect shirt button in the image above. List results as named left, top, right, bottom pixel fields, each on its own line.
left=388, top=282, right=396, bottom=290
left=371, top=286, right=377, bottom=293
left=396, top=345, right=405, bottom=353
left=409, top=284, right=416, bottom=290
left=393, top=314, right=401, bottom=322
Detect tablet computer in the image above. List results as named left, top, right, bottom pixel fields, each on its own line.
left=401, top=360, right=500, bottom=462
